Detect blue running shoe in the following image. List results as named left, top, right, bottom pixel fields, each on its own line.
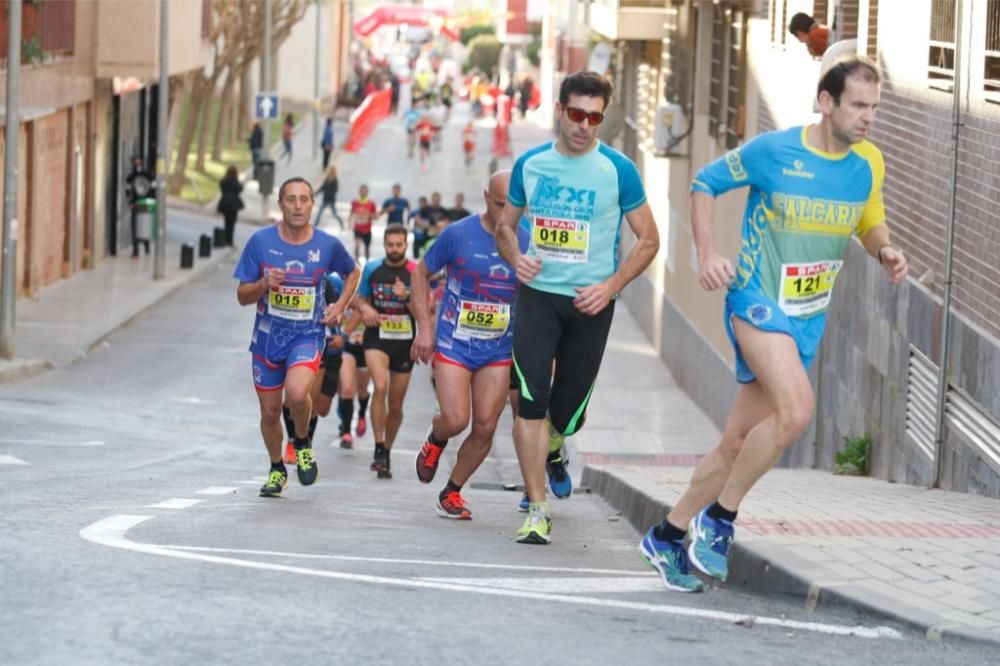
left=638, top=528, right=704, bottom=593
left=688, top=507, right=734, bottom=581
left=517, top=493, right=529, bottom=512
left=546, top=450, right=572, bottom=499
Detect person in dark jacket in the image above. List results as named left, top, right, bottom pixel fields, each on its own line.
left=217, top=165, right=244, bottom=247
left=248, top=122, right=263, bottom=179
left=315, top=165, right=345, bottom=229
left=321, top=117, right=335, bottom=170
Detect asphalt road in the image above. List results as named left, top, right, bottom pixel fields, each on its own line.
left=1, top=254, right=994, bottom=665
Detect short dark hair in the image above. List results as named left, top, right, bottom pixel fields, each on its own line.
left=384, top=224, right=408, bottom=240
left=817, top=54, right=881, bottom=105
left=559, top=71, right=613, bottom=110
left=278, top=177, right=313, bottom=201
left=788, top=12, right=815, bottom=35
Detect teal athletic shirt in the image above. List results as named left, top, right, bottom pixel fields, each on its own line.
left=692, top=126, right=886, bottom=319
left=507, top=140, right=646, bottom=297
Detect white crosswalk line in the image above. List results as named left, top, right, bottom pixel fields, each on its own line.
left=147, top=499, right=205, bottom=509
left=194, top=487, right=238, bottom=495
left=0, top=455, right=28, bottom=465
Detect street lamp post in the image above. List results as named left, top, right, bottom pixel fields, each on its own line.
left=1, top=0, right=23, bottom=358
left=154, top=0, right=169, bottom=279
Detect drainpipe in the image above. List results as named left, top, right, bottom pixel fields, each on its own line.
left=931, top=0, right=964, bottom=488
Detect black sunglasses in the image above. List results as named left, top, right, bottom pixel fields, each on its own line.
left=563, top=105, right=605, bottom=126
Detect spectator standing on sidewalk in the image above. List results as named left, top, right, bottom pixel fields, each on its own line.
left=217, top=166, right=245, bottom=247
left=638, top=55, right=907, bottom=592
left=280, top=113, right=295, bottom=164
left=248, top=122, right=263, bottom=179
left=315, top=165, right=345, bottom=229
left=125, top=156, right=153, bottom=257
left=321, top=117, right=335, bottom=170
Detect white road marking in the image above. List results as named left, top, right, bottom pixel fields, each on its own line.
left=147, top=499, right=206, bottom=510
left=0, top=455, right=28, bottom=465
left=161, top=544, right=658, bottom=576
left=170, top=397, right=217, bottom=406
left=418, top=576, right=665, bottom=594
left=80, top=515, right=903, bottom=640
left=235, top=480, right=262, bottom=485
left=0, top=438, right=105, bottom=447
left=194, top=487, right=238, bottom=495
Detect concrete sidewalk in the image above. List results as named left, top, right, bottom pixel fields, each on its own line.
left=0, top=209, right=237, bottom=382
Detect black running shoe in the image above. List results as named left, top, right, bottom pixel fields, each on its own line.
left=372, top=450, right=392, bottom=479
left=295, top=446, right=318, bottom=485
left=259, top=468, right=289, bottom=497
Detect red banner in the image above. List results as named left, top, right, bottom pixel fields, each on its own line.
left=343, top=88, right=393, bottom=153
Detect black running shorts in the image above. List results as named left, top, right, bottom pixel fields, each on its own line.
left=511, top=285, right=615, bottom=436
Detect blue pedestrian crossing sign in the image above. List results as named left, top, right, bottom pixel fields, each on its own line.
left=255, top=93, right=280, bottom=120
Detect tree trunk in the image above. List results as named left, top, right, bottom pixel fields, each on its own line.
left=213, top=66, right=237, bottom=161
left=164, top=73, right=191, bottom=177
left=168, top=72, right=209, bottom=195
left=195, top=68, right=224, bottom=172
left=238, top=64, right=251, bottom=140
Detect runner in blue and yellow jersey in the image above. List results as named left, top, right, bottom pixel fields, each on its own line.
left=234, top=178, right=360, bottom=497
left=494, top=71, right=661, bottom=544
left=640, top=55, right=908, bottom=592
left=410, top=170, right=530, bottom=520
left=355, top=226, right=418, bottom=479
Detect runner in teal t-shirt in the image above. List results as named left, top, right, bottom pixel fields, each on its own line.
left=494, top=71, right=661, bottom=545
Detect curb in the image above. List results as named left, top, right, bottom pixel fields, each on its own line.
left=582, top=464, right=1000, bottom=648
left=0, top=358, right=51, bottom=383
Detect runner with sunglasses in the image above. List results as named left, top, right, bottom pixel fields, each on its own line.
left=494, top=71, right=661, bottom=544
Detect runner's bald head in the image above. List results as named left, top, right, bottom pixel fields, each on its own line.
left=487, top=169, right=512, bottom=200
left=483, top=169, right=512, bottom=228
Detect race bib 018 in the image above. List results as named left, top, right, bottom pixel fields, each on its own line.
left=454, top=301, right=510, bottom=340
left=532, top=217, right=589, bottom=263
left=778, top=260, right=843, bottom=317
left=268, top=285, right=316, bottom=321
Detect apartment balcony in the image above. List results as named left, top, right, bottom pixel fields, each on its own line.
left=588, top=0, right=668, bottom=41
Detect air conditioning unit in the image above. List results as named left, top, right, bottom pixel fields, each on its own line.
left=654, top=101, right=687, bottom=154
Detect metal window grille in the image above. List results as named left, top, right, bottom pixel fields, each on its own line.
left=725, top=9, right=747, bottom=149
left=709, top=5, right=725, bottom=139
left=906, top=346, right=938, bottom=463
left=986, top=0, right=1000, bottom=95
left=770, top=0, right=788, bottom=47
left=929, top=0, right=957, bottom=81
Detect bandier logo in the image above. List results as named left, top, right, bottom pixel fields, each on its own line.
left=307, top=249, right=321, bottom=263
left=782, top=159, right=815, bottom=179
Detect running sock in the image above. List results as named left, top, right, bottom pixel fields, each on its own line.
left=527, top=501, right=550, bottom=515
left=707, top=502, right=738, bottom=523
left=308, top=416, right=318, bottom=440
left=375, top=442, right=386, bottom=454
left=270, top=461, right=286, bottom=472
left=282, top=405, right=295, bottom=440
left=445, top=479, right=462, bottom=494
left=338, top=398, right=354, bottom=432
left=653, top=520, right=687, bottom=543
left=293, top=435, right=311, bottom=451
left=428, top=431, right=448, bottom=447
left=358, top=395, right=370, bottom=418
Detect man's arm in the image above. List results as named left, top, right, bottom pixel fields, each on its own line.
left=495, top=204, right=541, bottom=285
left=691, top=191, right=735, bottom=291
left=237, top=279, right=268, bottom=306
left=859, top=224, right=908, bottom=283
left=572, top=202, right=660, bottom=315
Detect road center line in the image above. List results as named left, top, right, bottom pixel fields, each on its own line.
left=147, top=499, right=206, bottom=509
left=80, top=515, right=902, bottom=640
left=194, top=487, right=238, bottom=495
left=0, top=455, right=29, bottom=465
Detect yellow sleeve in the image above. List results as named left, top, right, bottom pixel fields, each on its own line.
left=852, top=141, right=886, bottom=237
